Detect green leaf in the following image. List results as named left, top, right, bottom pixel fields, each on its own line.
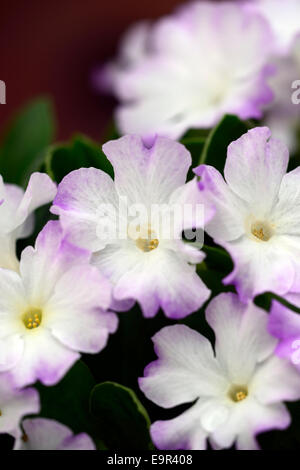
left=45, top=134, right=114, bottom=183
left=90, top=381, right=153, bottom=450
left=0, top=98, right=55, bottom=186
left=36, top=360, right=96, bottom=437
left=199, top=115, right=250, bottom=173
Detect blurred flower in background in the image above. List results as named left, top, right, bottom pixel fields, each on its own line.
left=95, top=1, right=274, bottom=140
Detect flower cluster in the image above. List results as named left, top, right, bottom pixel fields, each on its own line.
left=1, top=0, right=300, bottom=452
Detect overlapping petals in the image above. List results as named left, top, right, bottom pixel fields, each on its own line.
left=140, top=293, right=300, bottom=450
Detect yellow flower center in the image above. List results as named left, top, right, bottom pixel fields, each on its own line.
left=251, top=221, right=273, bottom=242
left=228, top=384, right=248, bottom=403
left=135, top=227, right=159, bottom=253
left=22, top=308, right=43, bottom=330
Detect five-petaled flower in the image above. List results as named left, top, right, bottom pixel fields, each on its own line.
left=196, top=126, right=300, bottom=301
left=51, top=135, right=213, bottom=319
left=0, top=220, right=117, bottom=387
left=139, top=292, right=300, bottom=450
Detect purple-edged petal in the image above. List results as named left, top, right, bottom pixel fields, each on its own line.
left=268, top=295, right=300, bottom=367
left=224, top=127, right=289, bottom=214
left=151, top=402, right=208, bottom=451
left=211, top=399, right=290, bottom=450
left=195, top=165, right=247, bottom=241
left=102, top=135, right=191, bottom=205
left=9, top=330, right=80, bottom=387
left=93, top=244, right=210, bottom=319
left=20, top=220, right=92, bottom=305
left=139, top=325, right=226, bottom=408
left=14, top=418, right=95, bottom=450
left=51, top=168, right=119, bottom=251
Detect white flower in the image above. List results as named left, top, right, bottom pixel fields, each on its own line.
left=100, top=1, right=274, bottom=139
left=139, top=293, right=300, bottom=450
left=0, top=221, right=117, bottom=387
left=196, top=126, right=300, bottom=301
left=51, top=135, right=213, bottom=319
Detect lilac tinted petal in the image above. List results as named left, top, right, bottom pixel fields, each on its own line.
left=269, top=297, right=300, bottom=342
left=15, top=418, right=95, bottom=450
left=224, top=127, right=288, bottom=213
left=102, top=135, right=191, bottom=205
left=221, top=235, right=295, bottom=301
left=20, top=220, right=91, bottom=305
left=51, top=168, right=119, bottom=251
left=59, top=433, right=96, bottom=450
left=211, top=397, right=290, bottom=450
left=139, top=325, right=226, bottom=408
left=195, top=165, right=247, bottom=242
left=151, top=402, right=208, bottom=451
left=96, top=243, right=210, bottom=319
left=9, top=330, right=80, bottom=387
left=169, top=177, right=215, bottom=233
left=206, top=293, right=276, bottom=384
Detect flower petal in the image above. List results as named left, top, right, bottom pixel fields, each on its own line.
left=93, top=244, right=210, bottom=318
left=139, top=325, right=226, bottom=408
left=8, top=330, right=79, bottom=387
left=206, top=293, right=276, bottom=384
left=224, top=127, right=288, bottom=214
left=14, top=418, right=95, bottom=450
left=151, top=402, right=208, bottom=450
left=195, top=165, right=247, bottom=241
left=51, top=168, right=119, bottom=251
left=102, top=135, right=191, bottom=205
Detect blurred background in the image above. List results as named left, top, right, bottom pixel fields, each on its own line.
left=0, top=0, right=202, bottom=141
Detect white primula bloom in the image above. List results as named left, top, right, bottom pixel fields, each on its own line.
left=139, top=293, right=300, bottom=450
left=51, top=135, right=214, bottom=319
left=0, top=172, right=57, bottom=270
left=98, top=1, right=274, bottom=139
left=196, top=127, right=300, bottom=301
left=0, top=220, right=116, bottom=388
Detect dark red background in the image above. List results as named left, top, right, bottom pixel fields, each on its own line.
left=0, top=0, right=193, bottom=141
